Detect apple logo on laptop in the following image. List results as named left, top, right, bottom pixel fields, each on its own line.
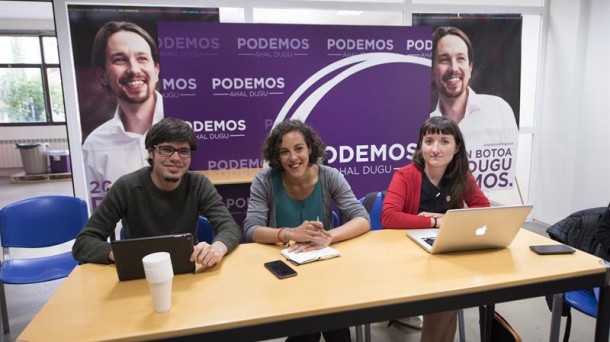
left=475, top=225, right=488, bottom=236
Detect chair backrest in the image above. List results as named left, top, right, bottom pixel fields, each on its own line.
left=197, top=216, right=215, bottom=244
left=0, top=195, right=88, bottom=248
left=331, top=211, right=339, bottom=228
left=359, top=191, right=386, bottom=230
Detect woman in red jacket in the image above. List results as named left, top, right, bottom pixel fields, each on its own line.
left=381, top=116, right=489, bottom=342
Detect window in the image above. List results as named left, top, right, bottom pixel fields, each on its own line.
left=0, top=35, right=65, bottom=124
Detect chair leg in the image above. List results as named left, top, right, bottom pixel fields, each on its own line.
left=0, top=283, right=9, bottom=333
left=458, top=309, right=466, bottom=342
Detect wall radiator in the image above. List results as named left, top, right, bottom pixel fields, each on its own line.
left=0, top=139, right=69, bottom=169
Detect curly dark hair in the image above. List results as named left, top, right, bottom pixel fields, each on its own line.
left=145, top=117, right=197, bottom=166
left=412, top=116, right=471, bottom=210
left=262, top=120, right=326, bottom=171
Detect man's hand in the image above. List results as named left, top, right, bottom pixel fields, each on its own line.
left=191, top=241, right=228, bottom=268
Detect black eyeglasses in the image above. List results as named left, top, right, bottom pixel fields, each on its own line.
left=154, top=145, right=192, bottom=158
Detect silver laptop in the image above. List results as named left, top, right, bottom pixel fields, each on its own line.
left=406, top=205, right=533, bottom=254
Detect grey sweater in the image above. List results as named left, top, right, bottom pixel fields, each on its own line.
left=243, top=164, right=369, bottom=241
left=72, top=167, right=242, bottom=264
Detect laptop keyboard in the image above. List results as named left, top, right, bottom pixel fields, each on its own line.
left=423, top=237, right=436, bottom=246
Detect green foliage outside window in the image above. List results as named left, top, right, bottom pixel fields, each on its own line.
left=0, top=68, right=45, bottom=123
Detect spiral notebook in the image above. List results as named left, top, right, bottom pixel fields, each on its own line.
left=281, top=246, right=341, bottom=265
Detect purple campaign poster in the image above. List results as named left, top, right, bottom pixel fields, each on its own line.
left=158, top=22, right=432, bottom=198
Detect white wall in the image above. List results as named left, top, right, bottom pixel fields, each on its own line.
left=533, top=0, right=610, bottom=224
left=0, top=126, right=67, bottom=140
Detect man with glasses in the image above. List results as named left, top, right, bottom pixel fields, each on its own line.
left=73, top=118, right=241, bottom=267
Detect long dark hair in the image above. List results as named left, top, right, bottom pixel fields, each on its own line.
left=262, top=120, right=326, bottom=172
left=413, top=116, right=471, bottom=209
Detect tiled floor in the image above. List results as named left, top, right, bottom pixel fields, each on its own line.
left=0, top=175, right=598, bottom=342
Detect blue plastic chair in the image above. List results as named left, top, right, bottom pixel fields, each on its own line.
left=120, top=215, right=215, bottom=244
left=332, top=211, right=340, bottom=228
left=197, top=216, right=216, bottom=244
left=358, top=191, right=385, bottom=230
left=549, top=289, right=599, bottom=342
left=0, top=195, right=88, bottom=333
left=565, top=289, right=598, bottom=317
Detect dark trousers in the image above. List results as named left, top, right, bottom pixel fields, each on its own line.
left=285, top=327, right=351, bottom=342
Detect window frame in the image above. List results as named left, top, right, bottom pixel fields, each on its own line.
left=0, top=33, right=65, bottom=126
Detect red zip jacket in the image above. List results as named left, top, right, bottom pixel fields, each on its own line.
left=381, top=164, right=489, bottom=229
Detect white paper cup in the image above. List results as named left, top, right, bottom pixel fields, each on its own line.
left=142, top=252, right=174, bottom=312
left=147, top=279, right=173, bottom=312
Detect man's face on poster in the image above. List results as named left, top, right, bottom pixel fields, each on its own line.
left=98, top=30, right=160, bottom=105
left=433, top=34, right=472, bottom=99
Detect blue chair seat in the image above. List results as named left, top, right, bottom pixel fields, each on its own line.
left=0, top=252, right=78, bottom=284
left=564, top=289, right=598, bottom=317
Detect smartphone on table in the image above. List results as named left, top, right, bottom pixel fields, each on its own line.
left=264, top=260, right=297, bottom=279
left=530, top=244, right=576, bottom=255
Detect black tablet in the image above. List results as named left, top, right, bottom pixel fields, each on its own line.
left=111, top=233, right=195, bottom=281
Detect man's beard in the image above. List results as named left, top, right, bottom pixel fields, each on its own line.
left=439, top=85, right=465, bottom=99
left=117, top=87, right=153, bottom=104
left=163, top=176, right=180, bottom=183
left=438, top=72, right=467, bottom=99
